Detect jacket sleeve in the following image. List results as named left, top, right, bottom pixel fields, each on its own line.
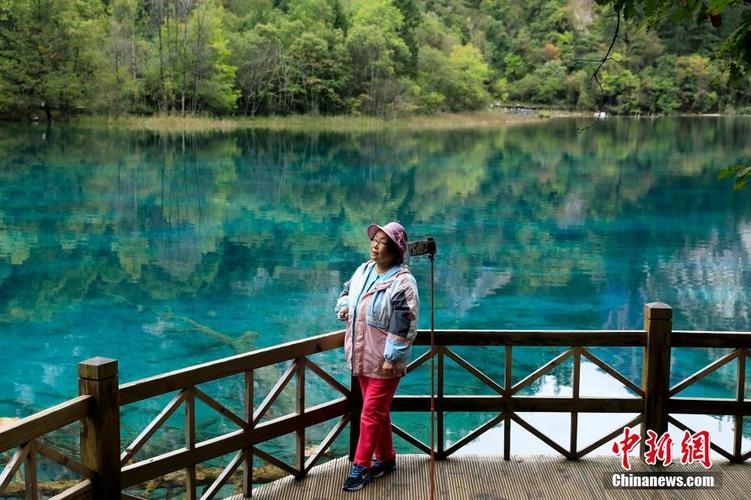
left=335, top=278, right=351, bottom=314
left=335, top=262, right=366, bottom=314
left=383, top=275, right=419, bottom=363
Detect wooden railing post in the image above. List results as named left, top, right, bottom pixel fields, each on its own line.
left=243, top=369, right=254, bottom=498
left=641, top=302, right=672, bottom=457
left=78, top=357, right=121, bottom=498
left=436, top=346, right=445, bottom=459
left=295, top=358, right=305, bottom=479
left=348, top=374, right=362, bottom=462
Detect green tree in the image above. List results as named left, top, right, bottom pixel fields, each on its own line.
left=345, top=0, right=409, bottom=115
left=144, top=0, right=238, bottom=114
left=0, top=0, right=107, bottom=120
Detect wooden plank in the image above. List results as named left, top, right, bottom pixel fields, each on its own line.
left=120, top=389, right=189, bottom=466
left=200, top=451, right=243, bottom=500
left=391, top=395, right=643, bottom=413
left=668, top=398, right=751, bottom=414
left=48, top=479, right=94, bottom=500
left=304, top=358, right=349, bottom=397
left=444, top=347, right=503, bottom=394
left=443, top=413, right=503, bottom=458
left=248, top=453, right=751, bottom=500
left=412, top=330, right=646, bottom=347
left=511, top=348, right=575, bottom=395
left=36, top=441, right=94, bottom=478
left=672, top=331, right=751, bottom=348
left=121, top=398, right=347, bottom=487
left=669, top=349, right=740, bottom=397
left=252, top=362, right=297, bottom=426
left=119, top=331, right=345, bottom=405
left=0, top=396, right=91, bottom=452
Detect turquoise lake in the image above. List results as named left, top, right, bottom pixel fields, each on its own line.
left=1, top=117, right=750, bottom=484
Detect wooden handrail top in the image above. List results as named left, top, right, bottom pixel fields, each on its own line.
left=119, top=330, right=345, bottom=405
left=0, top=395, right=92, bottom=452
left=414, top=329, right=646, bottom=346
left=119, top=328, right=751, bottom=406
left=672, top=331, right=751, bottom=348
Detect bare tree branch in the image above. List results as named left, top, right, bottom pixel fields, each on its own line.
left=578, top=8, right=622, bottom=133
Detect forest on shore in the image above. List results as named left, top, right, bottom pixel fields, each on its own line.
left=0, top=0, right=749, bottom=121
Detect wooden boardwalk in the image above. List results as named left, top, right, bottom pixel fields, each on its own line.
left=233, top=454, right=751, bottom=500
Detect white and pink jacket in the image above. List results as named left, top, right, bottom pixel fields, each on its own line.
left=335, top=260, right=420, bottom=379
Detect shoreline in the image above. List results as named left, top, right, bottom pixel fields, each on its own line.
left=2, top=110, right=746, bottom=134
left=67, top=110, right=573, bottom=133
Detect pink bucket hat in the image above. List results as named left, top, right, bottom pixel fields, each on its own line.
left=367, top=221, right=409, bottom=263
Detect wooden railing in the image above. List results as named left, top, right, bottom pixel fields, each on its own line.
left=1, top=302, right=750, bottom=498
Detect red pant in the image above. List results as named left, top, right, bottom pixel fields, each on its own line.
left=353, top=375, right=400, bottom=469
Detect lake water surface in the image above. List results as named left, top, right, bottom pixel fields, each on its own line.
left=1, top=117, right=750, bottom=481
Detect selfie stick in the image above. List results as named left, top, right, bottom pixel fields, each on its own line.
left=408, top=237, right=437, bottom=500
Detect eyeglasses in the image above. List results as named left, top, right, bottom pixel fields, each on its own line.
left=370, top=237, right=390, bottom=248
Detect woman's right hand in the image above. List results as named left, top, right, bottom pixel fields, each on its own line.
left=337, top=306, right=349, bottom=321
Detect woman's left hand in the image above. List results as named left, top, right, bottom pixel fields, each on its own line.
left=382, top=360, right=395, bottom=376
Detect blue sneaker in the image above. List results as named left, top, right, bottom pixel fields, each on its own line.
left=371, top=457, right=396, bottom=478
left=342, top=463, right=372, bottom=491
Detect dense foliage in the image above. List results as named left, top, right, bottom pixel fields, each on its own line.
left=0, top=0, right=749, bottom=119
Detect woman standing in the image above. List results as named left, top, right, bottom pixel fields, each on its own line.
left=335, top=222, right=420, bottom=491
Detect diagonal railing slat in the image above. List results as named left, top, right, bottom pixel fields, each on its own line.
left=0, top=441, right=31, bottom=491
left=200, top=450, right=244, bottom=500
left=580, top=348, right=644, bottom=396
left=511, top=348, right=575, bottom=395
left=575, top=415, right=642, bottom=459
left=669, top=349, right=740, bottom=397
left=444, top=413, right=503, bottom=458
left=444, top=347, right=504, bottom=394
left=193, top=386, right=249, bottom=430
left=304, top=415, right=350, bottom=473
left=304, top=358, right=350, bottom=397
left=252, top=361, right=298, bottom=426
left=120, top=388, right=190, bottom=466
left=36, top=441, right=94, bottom=479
